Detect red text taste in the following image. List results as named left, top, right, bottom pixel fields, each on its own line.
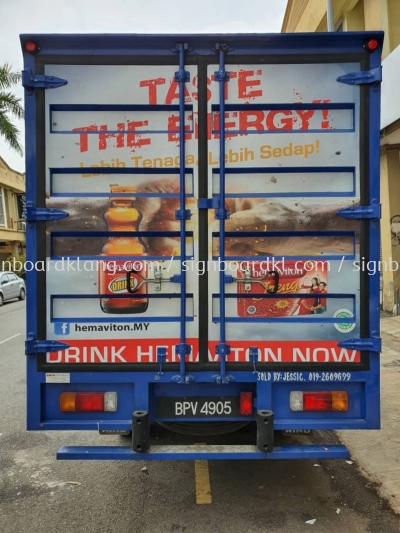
left=140, top=69, right=263, bottom=104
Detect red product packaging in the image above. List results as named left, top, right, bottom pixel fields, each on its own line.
left=237, top=260, right=327, bottom=318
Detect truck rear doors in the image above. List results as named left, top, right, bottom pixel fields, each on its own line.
left=22, top=33, right=383, bottom=459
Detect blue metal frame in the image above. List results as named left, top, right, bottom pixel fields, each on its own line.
left=21, top=31, right=383, bottom=461
left=49, top=104, right=194, bottom=134
left=365, top=46, right=382, bottom=428
left=211, top=229, right=357, bottom=261
left=212, top=293, right=356, bottom=324
left=212, top=166, right=356, bottom=198
left=56, top=444, right=349, bottom=461
left=23, top=51, right=43, bottom=430
left=50, top=167, right=195, bottom=198
left=37, top=370, right=372, bottom=427
left=20, top=32, right=384, bottom=56
left=173, top=43, right=192, bottom=384
left=211, top=102, right=355, bottom=134
left=214, top=45, right=231, bottom=383
left=51, top=293, right=195, bottom=323
left=49, top=230, right=194, bottom=260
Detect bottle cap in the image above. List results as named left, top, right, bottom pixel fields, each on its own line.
left=109, top=184, right=136, bottom=200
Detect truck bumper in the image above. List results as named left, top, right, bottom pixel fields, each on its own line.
left=57, top=444, right=349, bottom=461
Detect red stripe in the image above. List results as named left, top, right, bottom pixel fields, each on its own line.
left=48, top=339, right=360, bottom=364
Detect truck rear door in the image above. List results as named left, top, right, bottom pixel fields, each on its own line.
left=22, top=33, right=382, bottom=457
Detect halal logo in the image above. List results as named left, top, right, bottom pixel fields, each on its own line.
left=334, top=309, right=356, bottom=333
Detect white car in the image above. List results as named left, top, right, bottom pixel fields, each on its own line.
left=0, top=271, right=26, bottom=306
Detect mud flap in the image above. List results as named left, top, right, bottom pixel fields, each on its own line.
left=132, top=411, right=150, bottom=453
left=256, top=410, right=274, bottom=452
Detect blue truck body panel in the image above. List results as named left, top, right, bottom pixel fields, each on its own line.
left=21, top=32, right=383, bottom=460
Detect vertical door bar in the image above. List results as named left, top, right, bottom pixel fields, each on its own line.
left=365, top=45, right=382, bottom=425
left=23, top=53, right=42, bottom=428
left=173, top=44, right=192, bottom=383
left=214, top=44, right=231, bottom=383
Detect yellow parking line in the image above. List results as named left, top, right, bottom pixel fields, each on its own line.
left=194, top=444, right=212, bottom=504
left=194, top=460, right=212, bottom=504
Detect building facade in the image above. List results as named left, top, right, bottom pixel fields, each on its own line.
left=282, top=0, right=400, bottom=313
left=0, top=156, right=26, bottom=262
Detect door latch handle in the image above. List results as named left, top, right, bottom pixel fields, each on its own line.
left=126, top=269, right=140, bottom=293
left=266, top=271, right=279, bottom=294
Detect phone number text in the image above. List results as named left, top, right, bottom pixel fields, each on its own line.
left=257, top=372, right=352, bottom=382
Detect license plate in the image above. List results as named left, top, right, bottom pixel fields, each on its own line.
left=156, top=396, right=240, bottom=418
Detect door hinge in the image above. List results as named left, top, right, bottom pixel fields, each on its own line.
left=337, top=67, right=382, bottom=85
left=22, top=69, right=68, bottom=90
left=337, top=337, right=381, bottom=353
left=26, top=202, right=69, bottom=222
left=175, top=209, right=192, bottom=220
left=214, top=44, right=231, bottom=81
left=173, top=43, right=190, bottom=82
left=337, top=204, right=381, bottom=219
left=25, top=339, right=70, bottom=355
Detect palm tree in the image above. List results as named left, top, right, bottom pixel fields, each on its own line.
left=0, top=62, right=24, bottom=156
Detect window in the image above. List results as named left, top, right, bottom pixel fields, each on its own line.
left=0, top=188, right=5, bottom=226
left=1, top=274, right=10, bottom=284
left=8, top=273, right=17, bottom=281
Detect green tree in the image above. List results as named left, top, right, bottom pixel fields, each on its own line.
left=5, top=253, right=26, bottom=280
left=0, top=62, right=24, bottom=156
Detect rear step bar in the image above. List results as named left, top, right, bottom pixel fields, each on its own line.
left=57, top=444, right=349, bottom=460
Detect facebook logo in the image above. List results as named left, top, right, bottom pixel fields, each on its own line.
left=54, top=322, right=70, bottom=335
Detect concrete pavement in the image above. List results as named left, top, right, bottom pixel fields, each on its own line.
left=1, top=301, right=400, bottom=532
left=337, top=315, right=400, bottom=514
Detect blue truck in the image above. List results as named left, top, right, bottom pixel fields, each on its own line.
left=21, top=31, right=383, bottom=461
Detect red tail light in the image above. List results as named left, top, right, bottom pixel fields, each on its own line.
left=25, top=41, right=37, bottom=53
left=60, top=392, right=117, bottom=412
left=365, top=39, right=379, bottom=52
left=290, top=391, right=348, bottom=412
left=240, top=392, right=253, bottom=415
left=76, top=392, right=104, bottom=411
left=303, top=392, right=332, bottom=411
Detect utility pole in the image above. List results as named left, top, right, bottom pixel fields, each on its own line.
left=326, top=0, right=334, bottom=31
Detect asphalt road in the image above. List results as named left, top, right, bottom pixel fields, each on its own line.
left=1, top=300, right=399, bottom=533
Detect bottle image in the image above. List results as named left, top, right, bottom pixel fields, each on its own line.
left=99, top=185, right=148, bottom=314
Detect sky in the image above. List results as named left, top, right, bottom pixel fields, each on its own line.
left=0, top=0, right=287, bottom=174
